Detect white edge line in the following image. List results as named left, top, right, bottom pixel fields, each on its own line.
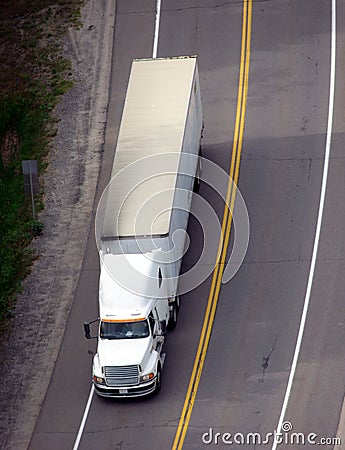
left=272, top=1, right=336, bottom=448
left=152, top=0, right=162, bottom=58
left=333, top=396, right=345, bottom=449
left=73, top=385, right=95, bottom=450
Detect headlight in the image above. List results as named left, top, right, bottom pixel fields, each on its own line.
left=140, top=372, right=154, bottom=382
left=93, top=375, right=105, bottom=384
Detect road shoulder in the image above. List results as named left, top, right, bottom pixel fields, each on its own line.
left=0, top=1, right=115, bottom=448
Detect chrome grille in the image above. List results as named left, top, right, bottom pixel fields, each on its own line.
left=104, top=365, right=139, bottom=386
left=106, top=377, right=138, bottom=386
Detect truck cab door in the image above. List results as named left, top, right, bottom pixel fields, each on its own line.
left=151, top=308, right=164, bottom=351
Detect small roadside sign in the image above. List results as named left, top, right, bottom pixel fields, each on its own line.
left=22, top=160, right=39, bottom=195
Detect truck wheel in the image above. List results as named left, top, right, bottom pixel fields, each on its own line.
left=193, top=147, right=203, bottom=192
left=167, top=302, right=178, bottom=330
left=176, top=296, right=181, bottom=312
left=193, top=175, right=201, bottom=192
left=154, top=366, right=161, bottom=395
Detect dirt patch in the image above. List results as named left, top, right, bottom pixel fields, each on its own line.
left=0, top=0, right=115, bottom=448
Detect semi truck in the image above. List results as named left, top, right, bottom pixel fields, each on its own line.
left=84, top=56, right=203, bottom=397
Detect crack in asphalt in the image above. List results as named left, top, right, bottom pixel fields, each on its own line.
left=35, top=417, right=181, bottom=435
left=242, top=257, right=345, bottom=265
left=118, top=0, right=270, bottom=16
left=170, top=0, right=270, bottom=13
left=308, top=157, right=312, bottom=181
left=258, top=335, right=278, bottom=383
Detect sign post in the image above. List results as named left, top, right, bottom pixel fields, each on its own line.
left=22, top=160, right=39, bottom=220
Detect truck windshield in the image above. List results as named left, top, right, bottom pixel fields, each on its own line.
left=100, top=320, right=149, bottom=339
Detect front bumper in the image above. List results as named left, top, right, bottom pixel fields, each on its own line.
left=93, top=378, right=157, bottom=398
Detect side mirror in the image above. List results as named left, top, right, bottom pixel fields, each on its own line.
left=84, top=322, right=91, bottom=339
left=83, top=318, right=99, bottom=339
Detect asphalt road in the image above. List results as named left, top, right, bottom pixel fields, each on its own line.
left=29, top=1, right=345, bottom=449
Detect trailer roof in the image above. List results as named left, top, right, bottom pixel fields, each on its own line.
left=102, top=56, right=197, bottom=240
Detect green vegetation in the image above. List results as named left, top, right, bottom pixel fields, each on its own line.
left=0, top=1, right=82, bottom=320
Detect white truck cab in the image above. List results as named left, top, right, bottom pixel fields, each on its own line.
left=91, top=306, right=168, bottom=397
left=85, top=253, right=174, bottom=397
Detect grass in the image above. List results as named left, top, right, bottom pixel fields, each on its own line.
left=0, top=1, right=82, bottom=320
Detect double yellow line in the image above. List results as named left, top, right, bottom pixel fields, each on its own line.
left=172, top=1, right=252, bottom=448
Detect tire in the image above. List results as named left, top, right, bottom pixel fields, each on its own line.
left=176, top=295, right=181, bottom=312
left=154, top=365, right=161, bottom=395
left=193, top=148, right=202, bottom=192
left=167, top=301, right=177, bottom=331
left=193, top=175, right=200, bottom=192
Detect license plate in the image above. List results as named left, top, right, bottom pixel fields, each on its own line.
left=119, top=388, right=128, bottom=394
